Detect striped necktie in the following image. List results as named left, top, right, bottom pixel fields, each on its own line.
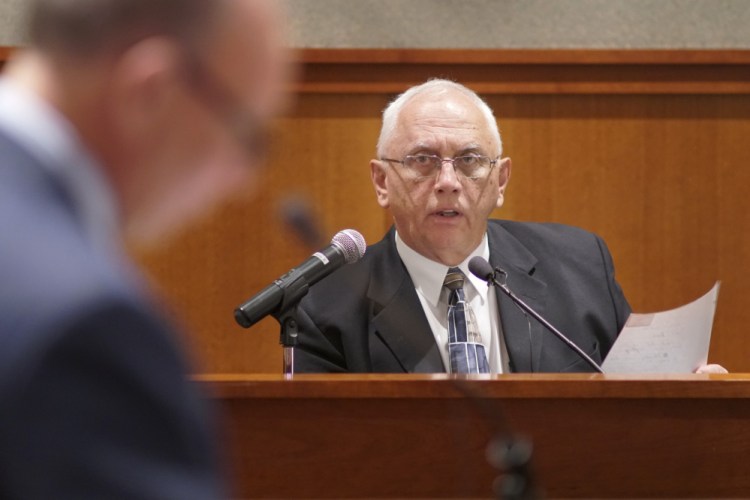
left=444, top=267, right=490, bottom=374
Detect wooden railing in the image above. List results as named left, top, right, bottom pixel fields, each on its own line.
left=197, top=373, right=750, bottom=498
left=292, top=48, right=750, bottom=94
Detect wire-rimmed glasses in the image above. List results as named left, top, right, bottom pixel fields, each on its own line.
left=380, top=153, right=500, bottom=181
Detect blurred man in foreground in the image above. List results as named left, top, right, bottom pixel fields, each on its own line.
left=294, top=79, right=725, bottom=375
left=0, top=0, right=288, bottom=497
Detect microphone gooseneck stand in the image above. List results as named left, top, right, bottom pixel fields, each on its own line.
left=271, top=273, right=311, bottom=377
left=487, top=434, right=538, bottom=500
left=452, top=379, right=541, bottom=500
left=474, top=260, right=604, bottom=374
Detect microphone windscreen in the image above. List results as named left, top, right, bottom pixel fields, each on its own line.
left=468, top=256, right=494, bottom=282
left=331, top=229, right=366, bottom=264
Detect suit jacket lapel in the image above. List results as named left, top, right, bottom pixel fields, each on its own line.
left=366, top=230, right=445, bottom=373
left=363, top=224, right=552, bottom=373
left=487, top=223, right=548, bottom=372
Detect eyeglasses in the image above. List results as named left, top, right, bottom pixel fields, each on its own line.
left=380, top=154, right=501, bottom=181
left=181, top=52, right=269, bottom=162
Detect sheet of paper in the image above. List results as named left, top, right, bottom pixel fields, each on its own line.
left=602, top=282, right=720, bottom=374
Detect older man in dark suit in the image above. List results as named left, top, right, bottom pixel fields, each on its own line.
left=294, top=79, right=723, bottom=375
left=0, top=0, right=288, bottom=498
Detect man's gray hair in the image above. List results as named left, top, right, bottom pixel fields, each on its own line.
left=376, top=79, right=503, bottom=158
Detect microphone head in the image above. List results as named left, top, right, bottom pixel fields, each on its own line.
left=331, top=229, right=366, bottom=264
left=468, top=256, right=494, bottom=282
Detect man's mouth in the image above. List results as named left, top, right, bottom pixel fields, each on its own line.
left=437, top=210, right=460, bottom=217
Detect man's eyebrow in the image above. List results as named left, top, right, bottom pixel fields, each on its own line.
left=457, top=145, right=484, bottom=155
left=406, top=143, right=439, bottom=155
left=446, top=143, right=486, bottom=156
left=405, top=143, right=486, bottom=156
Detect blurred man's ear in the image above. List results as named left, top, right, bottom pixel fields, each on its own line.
left=496, top=157, right=512, bottom=208
left=109, top=37, right=184, bottom=145
left=370, top=159, right=390, bottom=209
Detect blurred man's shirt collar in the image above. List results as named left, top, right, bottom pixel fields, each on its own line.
left=0, top=76, right=119, bottom=252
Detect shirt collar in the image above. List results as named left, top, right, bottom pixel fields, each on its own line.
left=0, top=77, right=120, bottom=250
left=395, top=230, right=491, bottom=308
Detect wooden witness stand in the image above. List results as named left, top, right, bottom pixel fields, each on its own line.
left=197, top=373, right=750, bottom=499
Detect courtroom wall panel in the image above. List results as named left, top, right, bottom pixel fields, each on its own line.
left=133, top=94, right=393, bottom=374
left=133, top=86, right=750, bottom=374
left=2, top=42, right=748, bottom=375
left=492, top=94, right=750, bottom=373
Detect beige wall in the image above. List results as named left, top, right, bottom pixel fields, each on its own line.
left=285, top=0, right=750, bottom=49
left=1, top=0, right=750, bottom=48
left=0, top=0, right=26, bottom=45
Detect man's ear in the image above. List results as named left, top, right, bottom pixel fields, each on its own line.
left=108, top=37, right=183, bottom=143
left=370, top=159, right=390, bottom=209
left=496, top=157, right=512, bottom=208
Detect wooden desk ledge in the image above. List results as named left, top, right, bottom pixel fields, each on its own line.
left=194, top=372, right=750, bottom=400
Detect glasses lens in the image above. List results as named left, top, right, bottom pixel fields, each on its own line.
left=399, top=154, right=493, bottom=180
left=455, top=155, right=490, bottom=179
left=403, top=154, right=440, bottom=177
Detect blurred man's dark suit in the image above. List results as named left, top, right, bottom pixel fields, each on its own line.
left=294, top=221, right=631, bottom=373
left=0, top=119, right=223, bottom=496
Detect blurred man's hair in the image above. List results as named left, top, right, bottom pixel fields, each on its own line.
left=28, top=0, right=219, bottom=57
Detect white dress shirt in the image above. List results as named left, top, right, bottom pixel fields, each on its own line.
left=395, top=231, right=510, bottom=373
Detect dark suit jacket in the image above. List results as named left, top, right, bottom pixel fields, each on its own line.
left=295, top=221, right=631, bottom=373
left=0, top=132, right=224, bottom=498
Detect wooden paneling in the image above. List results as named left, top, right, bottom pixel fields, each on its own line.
left=197, top=374, right=750, bottom=498
left=2, top=47, right=748, bottom=373
left=137, top=89, right=750, bottom=374
left=293, top=49, right=750, bottom=95
left=133, top=92, right=392, bottom=373
left=492, top=94, right=750, bottom=373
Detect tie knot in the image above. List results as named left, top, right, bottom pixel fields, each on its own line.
left=443, top=267, right=464, bottom=291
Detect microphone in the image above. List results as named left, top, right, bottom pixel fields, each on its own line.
left=234, top=229, right=366, bottom=328
left=468, top=256, right=604, bottom=373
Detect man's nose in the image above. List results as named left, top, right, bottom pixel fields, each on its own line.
left=434, top=159, right=462, bottom=190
